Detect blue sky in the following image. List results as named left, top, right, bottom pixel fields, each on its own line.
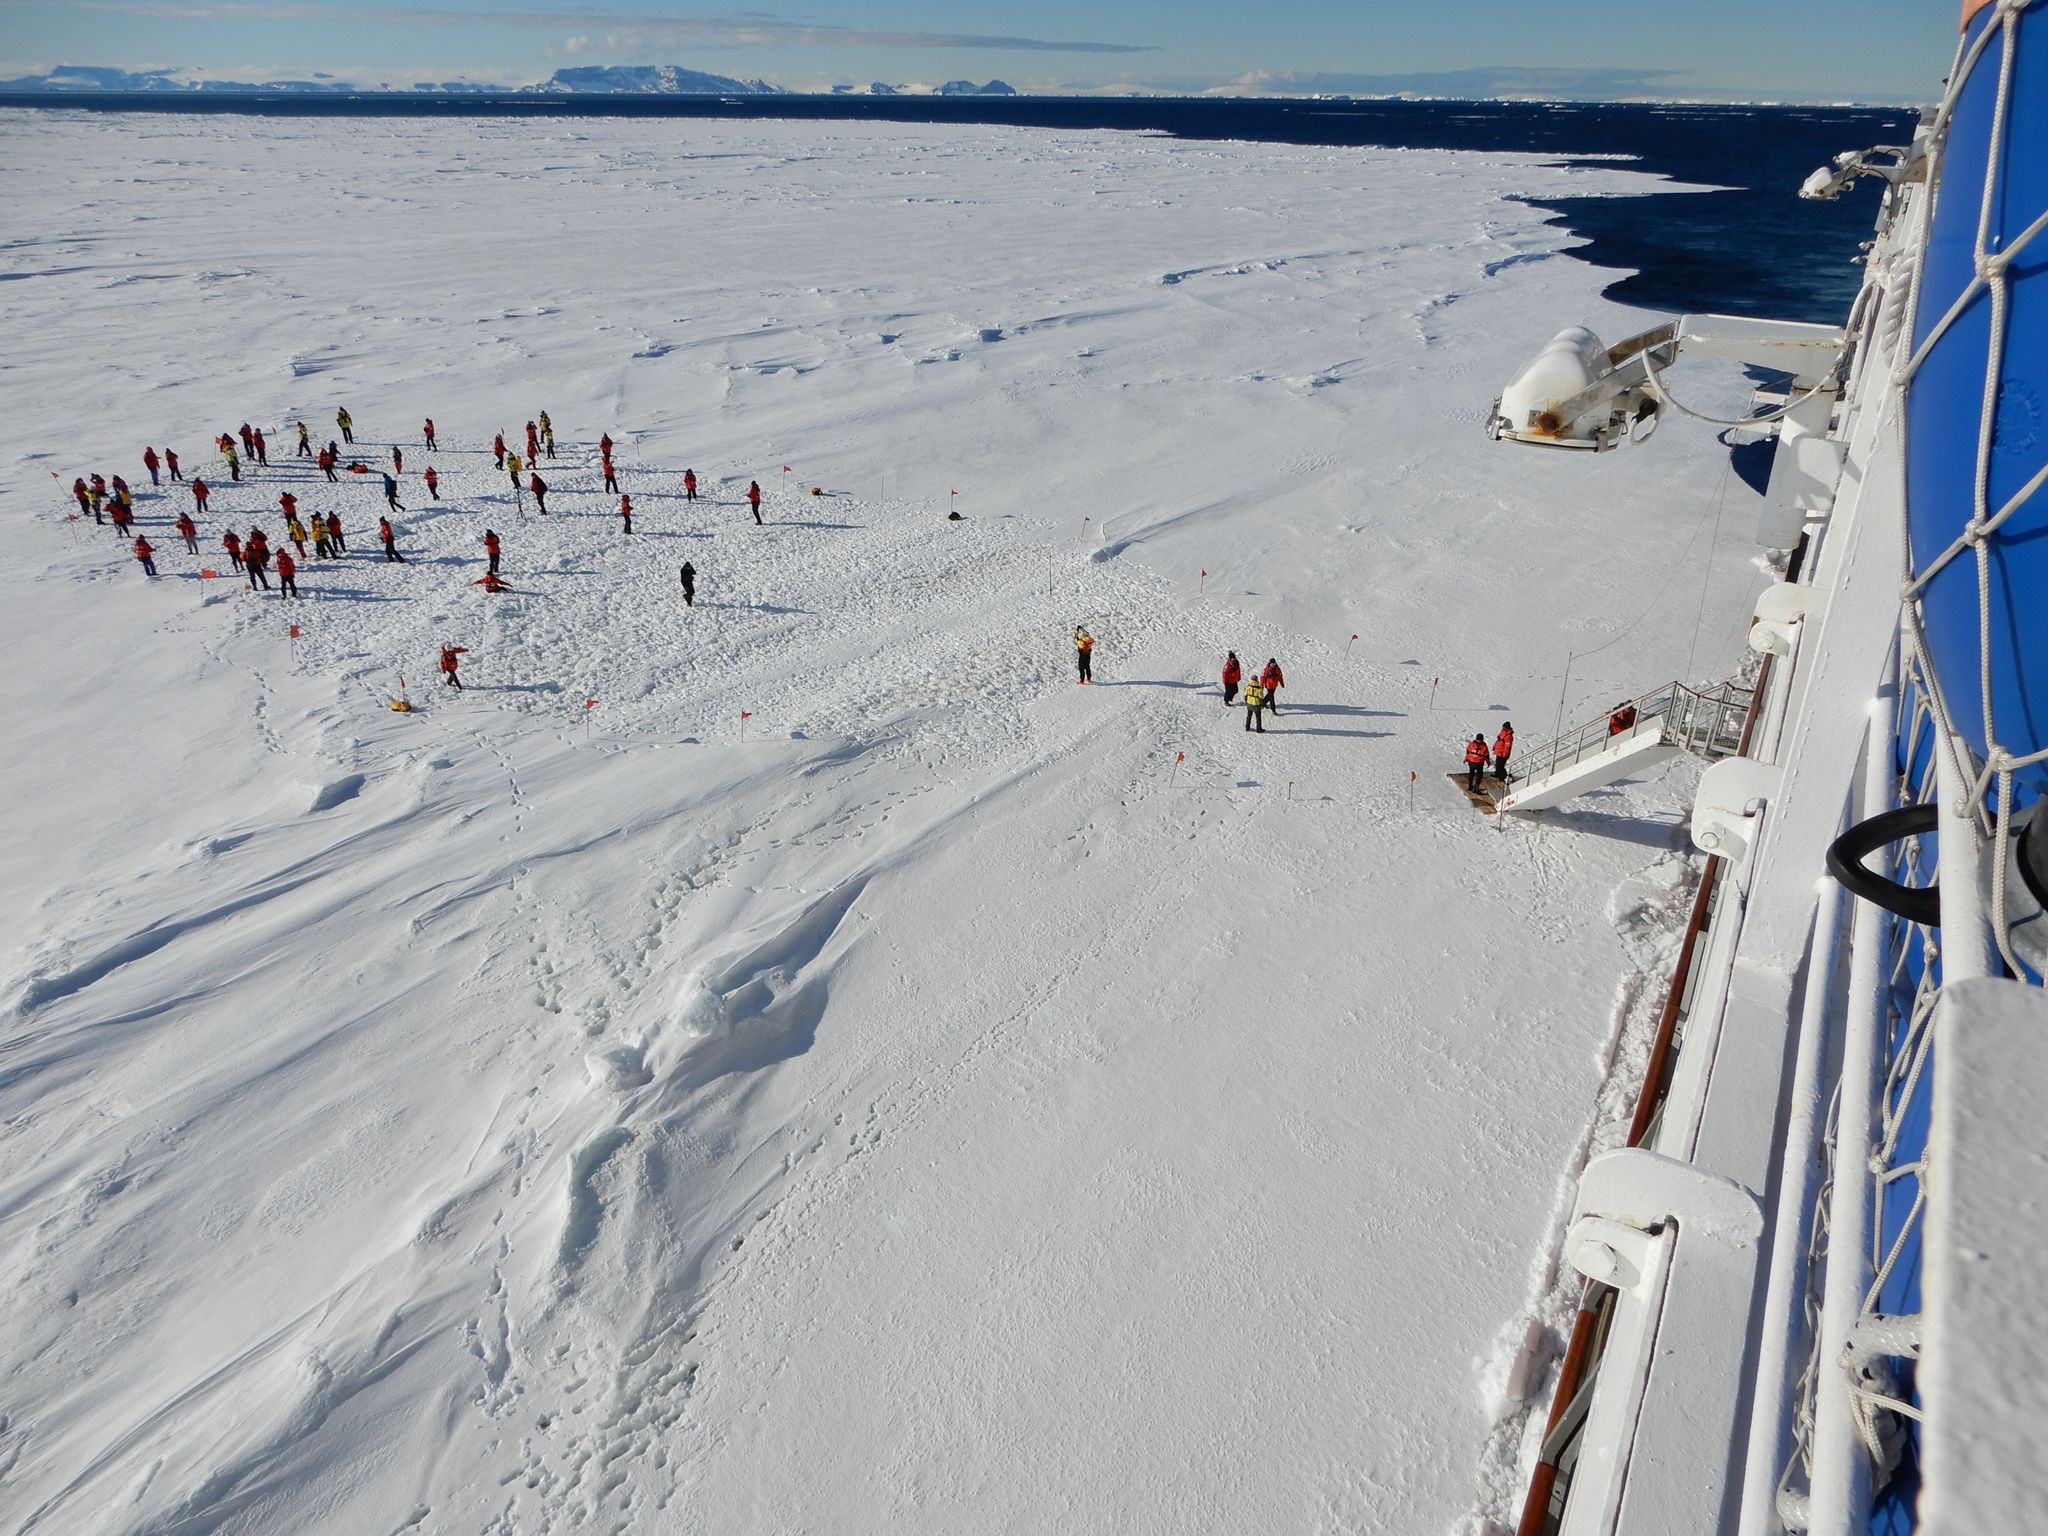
left=2, top=0, right=1962, bottom=98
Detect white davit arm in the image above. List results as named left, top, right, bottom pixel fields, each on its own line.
left=1488, top=315, right=1847, bottom=451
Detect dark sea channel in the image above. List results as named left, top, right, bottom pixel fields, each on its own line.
left=1, top=92, right=1916, bottom=324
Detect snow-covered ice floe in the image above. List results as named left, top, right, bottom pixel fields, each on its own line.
left=0, top=110, right=1769, bottom=1533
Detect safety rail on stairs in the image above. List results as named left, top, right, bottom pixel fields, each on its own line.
left=1512, top=679, right=1756, bottom=794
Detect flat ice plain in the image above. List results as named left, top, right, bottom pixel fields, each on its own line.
left=0, top=112, right=1777, bottom=1534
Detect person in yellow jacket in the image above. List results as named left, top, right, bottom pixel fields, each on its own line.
left=1074, top=624, right=1094, bottom=684
left=336, top=405, right=354, bottom=444
left=1243, top=677, right=1267, bottom=733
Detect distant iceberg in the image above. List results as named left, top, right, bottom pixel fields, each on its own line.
left=538, top=65, right=786, bottom=95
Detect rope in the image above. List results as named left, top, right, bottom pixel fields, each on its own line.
left=1686, top=453, right=1733, bottom=680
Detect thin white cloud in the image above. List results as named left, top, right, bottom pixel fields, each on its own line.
left=72, top=2, right=1154, bottom=53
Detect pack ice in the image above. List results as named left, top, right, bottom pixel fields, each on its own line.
left=0, top=111, right=1769, bottom=1534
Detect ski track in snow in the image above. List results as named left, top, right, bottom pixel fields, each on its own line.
left=0, top=111, right=1763, bottom=1535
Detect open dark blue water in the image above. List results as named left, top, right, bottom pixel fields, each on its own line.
left=1, top=93, right=1916, bottom=322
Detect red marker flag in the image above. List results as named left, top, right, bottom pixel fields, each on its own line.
left=585, top=698, right=598, bottom=710
left=740, top=710, right=752, bottom=720
left=781, top=465, right=791, bottom=473
left=289, top=624, right=301, bottom=638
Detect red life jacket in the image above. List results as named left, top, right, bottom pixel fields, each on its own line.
left=1464, top=739, right=1489, bottom=764
left=1222, top=658, right=1241, bottom=684
left=1494, top=728, right=1514, bottom=758
left=483, top=534, right=500, bottom=553
left=277, top=552, right=295, bottom=577
left=1261, top=663, right=1284, bottom=690
left=134, top=538, right=152, bottom=557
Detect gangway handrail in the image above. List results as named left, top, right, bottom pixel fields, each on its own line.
left=1511, top=679, right=1756, bottom=792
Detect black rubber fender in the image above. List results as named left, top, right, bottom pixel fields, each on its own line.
left=1826, top=803, right=1941, bottom=928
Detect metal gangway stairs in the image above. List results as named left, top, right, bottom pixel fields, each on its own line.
left=1500, top=679, right=1755, bottom=814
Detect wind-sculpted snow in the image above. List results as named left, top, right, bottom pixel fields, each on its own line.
left=0, top=110, right=1767, bottom=1533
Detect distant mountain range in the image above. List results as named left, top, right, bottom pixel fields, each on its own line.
left=0, top=65, right=1038, bottom=97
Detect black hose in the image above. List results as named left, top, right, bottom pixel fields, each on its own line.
left=2021, top=810, right=2048, bottom=913
left=1826, top=803, right=1941, bottom=928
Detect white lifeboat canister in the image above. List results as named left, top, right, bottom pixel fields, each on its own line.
left=1497, top=326, right=1610, bottom=446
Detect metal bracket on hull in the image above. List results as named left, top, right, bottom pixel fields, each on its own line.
left=1564, top=1149, right=1764, bottom=1297
left=1691, top=759, right=1782, bottom=863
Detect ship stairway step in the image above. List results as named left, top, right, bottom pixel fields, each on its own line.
left=1500, top=678, right=1754, bottom=814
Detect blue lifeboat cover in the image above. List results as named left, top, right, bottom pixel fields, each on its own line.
left=1906, top=3, right=2048, bottom=802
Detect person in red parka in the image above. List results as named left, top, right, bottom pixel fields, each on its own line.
left=318, top=446, right=338, bottom=483
left=423, top=465, right=439, bottom=501
left=602, top=453, right=618, bottom=494
left=276, top=549, right=298, bottom=598
left=191, top=477, right=211, bottom=515
left=380, top=516, right=404, bottom=562
left=524, top=421, right=539, bottom=462
left=1259, top=658, right=1285, bottom=715
left=618, top=493, right=633, bottom=535
left=423, top=417, right=437, bottom=450
left=481, top=528, right=501, bottom=574
left=165, top=447, right=182, bottom=482
left=326, top=511, right=345, bottom=553
left=72, top=477, right=93, bottom=519
left=473, top=572, right=511, bottom=594
left=492, top=431, right=506, bottom=469
left=133, top=535, right=156, bottom=577
left=143, top=445, right=161, bottom=485
left=222, top=529, right=243, bottom=568
left=439, top=644, right=468, bottom=688
left=392, top=444, right=404, bottom=475
left=110, top=499, right=134, bottom=537
left=1609, top=701, right=1638, bottom=736
left=1492, top=722, right=1515, bottom=783
left=175, top=511, right=198, bottom=553
left=683, top=466, right=697, bottom=502
left=747, top=479, right=762, bottom=524
left=252, top=425, right=268, bottom=465
left=1221, top=650, right=1242, bottom=706
left=599, top=431, right=613, bottom=459
left=1464, top=733, right=1490, bottom=793
left=529, top=472, right=548, bottom=515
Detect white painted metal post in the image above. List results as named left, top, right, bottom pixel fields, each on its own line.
left=1735, top=866, right=1848, bottom=1536
left=1806, top=656, right=1898, bottom=1535
left=1933, top=730, right=1994, bottom=982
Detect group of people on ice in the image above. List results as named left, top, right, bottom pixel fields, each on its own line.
left=1462, top=724, right=1515, bottom=791
left=78, top=409, right=745, bottom=603
left=1220, top=651, right=1287, bottom=732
